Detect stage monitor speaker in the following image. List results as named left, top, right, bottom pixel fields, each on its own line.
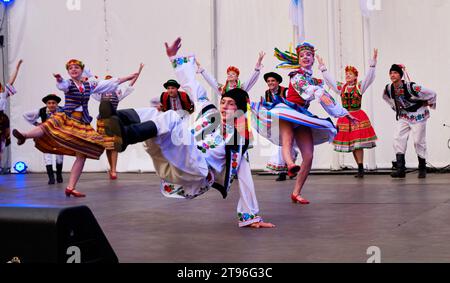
left=0, top=205, right=118, bottom=263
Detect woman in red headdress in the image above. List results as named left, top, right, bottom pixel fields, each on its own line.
left=317, top=49, right=378, bottom=178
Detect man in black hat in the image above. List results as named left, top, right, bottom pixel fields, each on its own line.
left=263, top=72, right=286, bottom=102
left=159, top=79, right=194, bottom=115
left=263, top=72, right=298, bottom=181
left=383, top=64, right=437, bottom=179
left=23, top=94, right=65, bottom=184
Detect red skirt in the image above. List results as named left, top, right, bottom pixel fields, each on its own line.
left=333, top=109, right=377, bottom=152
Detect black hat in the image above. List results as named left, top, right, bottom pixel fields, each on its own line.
left=163, top=79, right=180, bottom=89
left=390, top=64, right=404, bottom=78
left=221, top=88, right=249, bottom=115
left=42, top=94, right=61, bottom=104
left=264, top=72, right=283, bottom=83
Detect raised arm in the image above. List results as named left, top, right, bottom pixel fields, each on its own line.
left=195, top=59, right=222, bottom=97
left=241, top=51, right=265, bottom=92
left=114, top=63, right=143, bottom=102
left=360, top=49, right=378, bottom=94
left=53, top=73, right=71, bottom=92
left=129, top=63, right=144, bottom=87
left=317, top=54, right=340, bottom=94
left=90, top=73, right=137, bottom=94
left=8, top=60, right=23, bottom=86
left=166, top=37, right=210, bottom=103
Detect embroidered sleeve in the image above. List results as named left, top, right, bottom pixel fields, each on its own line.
left=360, top=64, right=376, bottom=94
left=320, top=70, right=340, bottom=94
left=170, top=55, right=210, bottom=104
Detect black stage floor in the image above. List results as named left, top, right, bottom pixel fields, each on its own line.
left=1, top=172, right=449, bottom=263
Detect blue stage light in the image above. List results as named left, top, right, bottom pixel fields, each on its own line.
left=13, top=161, right=27, bottom=174
left=0, top=0, right=14, bottom=4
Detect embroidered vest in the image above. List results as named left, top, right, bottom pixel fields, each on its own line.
left=338, top=82, right=363, bottom=111
left=160, top=91, right=195, bottom=114
left=385, top=81, right=427, bottom=120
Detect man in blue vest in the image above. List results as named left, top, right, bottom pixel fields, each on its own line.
left=383, top=64, right=437, bottom=179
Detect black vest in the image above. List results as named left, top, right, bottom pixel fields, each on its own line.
left=39, top=106, right=63, bottom=123
left=264, top=86, right=287, bottom=103
left=385, top=81, right=426, bottom=120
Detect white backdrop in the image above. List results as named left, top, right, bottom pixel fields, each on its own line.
left=5, top=0, right=450, bottom=172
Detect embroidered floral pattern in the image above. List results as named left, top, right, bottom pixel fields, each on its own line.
left=197, top=140, right=218, bottom=153
left=231, top=151, right=239, bottom=176
left=399, top=109, right=430, bottom=123
left=266, top=163, right=288, bottom=172
left=191, top=116, right=216, bottom=135
left=160, top=180, right=185, bottom=197
left=161, top=180, right=211, bottom=200
left=172, top=57, right=189, bottom=68
left=291, top=73, right=324, bottom=96
left=340, top=82, right=363, bottom=110
left=184, top=185, right=210, bottom=200
left=238, top=212, right=258, bottom=222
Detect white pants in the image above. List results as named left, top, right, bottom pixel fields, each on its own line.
left=393, top=119, right=427, bottom=159
left=44, top=153, right=64, bottom=166
left=138, top=107, right=262, bottom=227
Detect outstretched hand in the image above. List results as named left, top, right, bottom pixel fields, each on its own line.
left=165, top=37, right=182, bottom=57
left=138, top=63, right=145, bottom=74
left=372, top=48, right=378, bottom=64
left=53, top=73, right=63, bottom=83
left=130, top=63, right=144, bottom=87
left=316, top=54, right=326, bottom=69
left=255, top=51, right=266, bottom=70
left=17, top=60, right=23, bottom=69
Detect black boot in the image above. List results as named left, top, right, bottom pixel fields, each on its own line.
left=46, top=165, right=55, bottom=185
left=418, top=157, right=427, bottom=179
left=391, top=154, right=406, bottom=178
left=276, top=173, right=287, bottom=182
left=56, top=163, right=63, bottom=183
left=355, top=163, right=364, bottom=178
left=108, top=116, right=158, bottom=152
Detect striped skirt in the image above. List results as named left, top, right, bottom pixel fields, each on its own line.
left=96, top=118, right=117, bottom=151
left=333, top=109, right=377, bottom=152
left=35, top=112, right=105, bottom=159
left=251, top=99, right=337, bottom=147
